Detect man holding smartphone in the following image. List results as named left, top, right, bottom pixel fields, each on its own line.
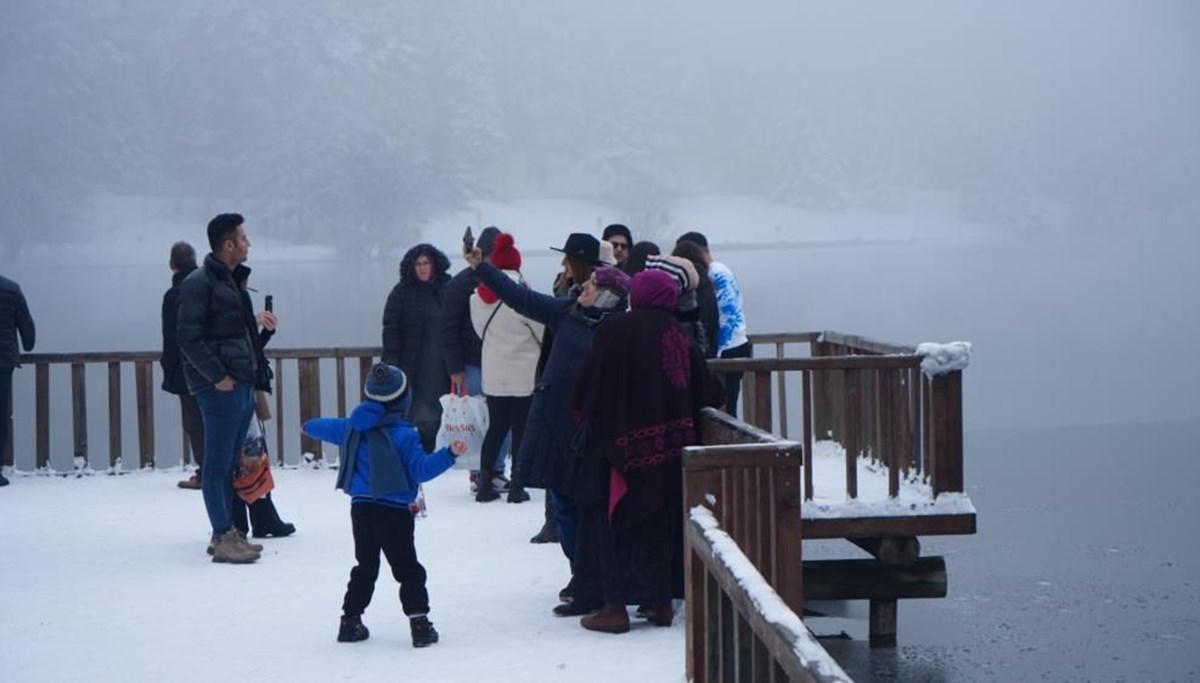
left=177, top=213, right=278, bottom=563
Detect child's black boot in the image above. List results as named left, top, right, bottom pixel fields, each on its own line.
left=337, top=614, right=370, bottom=642
left=410, top=615, right=439, bottom=648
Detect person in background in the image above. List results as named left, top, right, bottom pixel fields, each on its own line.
left=645, top=254, right=709, bottom=354
left=0, top=272, right=35, bottom=487
left=470, top=233, right=543, bottom=503
left=382, top=244, right=451, bottom=451
left=677, top=231, right=751, bottom=416
left=601, top=224, right=633, bottom=268
left=177, top=213, right=277, bottom=563
left=440, top=226, right=512, bottom=492
left=303, top=363, right=466, bottom=648
left=161, top=241, right=205, bottom=490
left=598, top=240, right=617, bottom=268
left=670, top=240, right=720, bottom=359
left=570, top=269, right=724, bottom=633
left=622, top=241, right=660, bottom=276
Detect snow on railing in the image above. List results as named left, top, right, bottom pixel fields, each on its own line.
left=689, top=505, right=852, bottom=683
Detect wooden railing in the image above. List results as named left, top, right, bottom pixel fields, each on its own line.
left=7, top=331, right=964, bottom=500
left=5, top=347, right=380, bottom=471
left=710, top=331, right=965, bottom=500
left=683, top=408, right=850, bottom=682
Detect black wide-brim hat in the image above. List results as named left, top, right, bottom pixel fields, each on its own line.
left=550, top=232, right=603, bottom=265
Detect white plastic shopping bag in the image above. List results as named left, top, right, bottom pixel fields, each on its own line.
left=435, top=391, right=488, bottom=470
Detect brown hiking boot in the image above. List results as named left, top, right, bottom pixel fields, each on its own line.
left=580, top=604, right=630, bottom=634
left=208, top=529, right=264, bottom=556
left=177, top=475, right=201, bottom=489
left=210, top=530, right=261, bottom=564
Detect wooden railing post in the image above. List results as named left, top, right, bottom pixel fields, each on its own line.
left=135, top=361, right=155, bottom=468
left=751, top=370, right=772, bottom=432
left=802, top=369, right=814, bottom=501
left=844, top=368, right=859, bottom=500
left=35, top=363, right=49, bottom=470
left=298, top=358, right=322, bottom=459
left=107, top=362, right=122, bottom=470
left=929, top=370, right=964, bottom=495
left=336, top=355, right=347, bottom=418
left=772, top=461, right=804, bottom=614
left=774, top=342, right=787, bottom=438
left=810, top=339, right=832, bottom=440
left=684, top=461, right=720, bottom=683
left=3, top=366, right=12, bottom=466
left=71, top=363, right=87, bottom=468
left=274, top=357, right=285, bottom=466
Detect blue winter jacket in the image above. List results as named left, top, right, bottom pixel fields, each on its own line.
left=303, top=399, right=455, bottom=508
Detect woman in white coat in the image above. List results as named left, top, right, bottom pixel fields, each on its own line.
left=470, top=233, right=545, bottom=502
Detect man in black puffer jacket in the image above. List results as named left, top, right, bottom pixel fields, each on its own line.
left=0, top=274, right=36, bottom=487
left=177, top=214, right=278, bottom=563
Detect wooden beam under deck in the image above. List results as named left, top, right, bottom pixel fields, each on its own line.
left=802, top=512, right=976, bottom=540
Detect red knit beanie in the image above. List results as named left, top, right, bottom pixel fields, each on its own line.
left=489, top=233, right=521, bottom=270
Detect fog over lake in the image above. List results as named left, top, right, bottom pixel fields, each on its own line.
left=2, top=2, right=1198, bottom=680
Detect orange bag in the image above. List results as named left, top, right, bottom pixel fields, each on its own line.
left=234, top=418, right=275, bottom=503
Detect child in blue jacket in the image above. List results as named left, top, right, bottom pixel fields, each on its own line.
left=303, top=363, right=465, bottom=648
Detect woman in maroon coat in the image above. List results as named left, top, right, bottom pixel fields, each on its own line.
left=569, top=269, right=723, bottom=634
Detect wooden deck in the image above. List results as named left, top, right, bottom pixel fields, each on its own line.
left=7, top=330, right=976, bottom=678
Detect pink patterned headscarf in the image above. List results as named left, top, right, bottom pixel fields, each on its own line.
left=629, top=270, right=679, bottom=311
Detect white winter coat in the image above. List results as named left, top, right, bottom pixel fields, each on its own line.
left=470, top=270, right=545, bottom=397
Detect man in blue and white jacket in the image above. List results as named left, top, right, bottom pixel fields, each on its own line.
left=303, top=363, right=465, bottom=649
left=678, top=231, right=751, bottom=418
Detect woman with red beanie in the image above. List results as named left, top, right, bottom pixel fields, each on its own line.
left=469, top=233, right=544, bottom=502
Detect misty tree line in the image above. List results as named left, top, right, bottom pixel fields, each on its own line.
left=2, top=1, right=1192, bottom=259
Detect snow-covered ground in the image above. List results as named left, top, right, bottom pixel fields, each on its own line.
left=1, top=434, right=970, bottom=683
left=0, top=468, right=687, bottom=683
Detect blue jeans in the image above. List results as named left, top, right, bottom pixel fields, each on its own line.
left=549, top=491, right=579, bottom=564
left=466, top=364, right=509, bottom=474
left=195, top=383, right=255, bottom=538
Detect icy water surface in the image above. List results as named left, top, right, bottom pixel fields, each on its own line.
left=818, top=419, right=1200, bottom=682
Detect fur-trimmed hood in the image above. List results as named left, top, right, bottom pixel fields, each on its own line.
left=398, top=244, right=451, bottom=286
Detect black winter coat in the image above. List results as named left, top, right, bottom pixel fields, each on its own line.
left=160, top=268, right=194, bottom=395
left=0, top=274, right=36, bottom=370
left=382, top=245, right=451, bottom=426
left=438, top=267, right=483, bottom=376
left=177, top=254, right=273, bottom=394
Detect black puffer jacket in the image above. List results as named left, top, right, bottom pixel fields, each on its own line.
left=382, top=244, right=451, bottom=426
left=160, top=268, right=194, bottom=395
left=438, top=267, right=483, bottom=376
left=177, top=254, right=273, bottom=394
left=0, top=274, right=36, bottom=370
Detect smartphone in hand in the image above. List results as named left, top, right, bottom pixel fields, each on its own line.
left=463, top=226, right=474, bottom=254
left=264, top=295, right=274, bottom=312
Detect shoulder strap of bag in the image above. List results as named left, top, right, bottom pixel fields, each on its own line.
left=480, top=303, right=503, bottom=343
